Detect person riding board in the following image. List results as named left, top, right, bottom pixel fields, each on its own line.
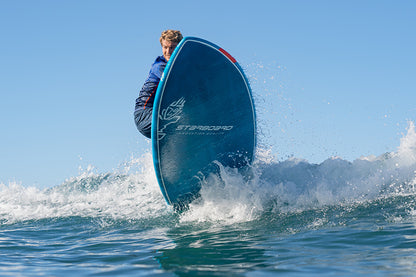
left=134, top=30, right=183, bottom=138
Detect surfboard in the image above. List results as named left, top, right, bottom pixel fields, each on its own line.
left=152, top=37, right=256, bottom=210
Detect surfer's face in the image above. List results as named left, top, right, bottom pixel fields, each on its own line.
left=161, top=39, right=178, bottom=61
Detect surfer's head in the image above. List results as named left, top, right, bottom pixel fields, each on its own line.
left=160, top=30, right=183, bottom=61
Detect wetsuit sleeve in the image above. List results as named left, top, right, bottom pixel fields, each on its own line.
left=135, top=57, right=167, bottom=110
left=148, top=61, right=165, bottom=81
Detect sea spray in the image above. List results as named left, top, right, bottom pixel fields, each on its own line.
left=2, top=124, right=416, bottom=227
left=181, top=121, right=416, bottom=224
left=0, top=151, right=167, bottom=224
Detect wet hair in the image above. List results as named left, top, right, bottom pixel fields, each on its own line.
left=159, top=30, right=183, bottom=45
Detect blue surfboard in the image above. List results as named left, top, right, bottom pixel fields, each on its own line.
left=152, top=37, right=256, bottom=210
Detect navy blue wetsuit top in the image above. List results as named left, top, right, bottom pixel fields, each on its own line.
left=135, top=56, right=167, bottom=111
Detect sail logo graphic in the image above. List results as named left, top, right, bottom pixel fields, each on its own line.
left=158, top=97, right=186, bottom=141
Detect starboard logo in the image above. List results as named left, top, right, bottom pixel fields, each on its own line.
left=176, top=125, right=233, bottom=131
left=158, top=97, right=234, bottom=140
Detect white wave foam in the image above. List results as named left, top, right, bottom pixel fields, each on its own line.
left=180, top=122, right=416, bottom=224
left=0, top=152, right=167, bottom=224
left=2, top=124, right=416, bottom=226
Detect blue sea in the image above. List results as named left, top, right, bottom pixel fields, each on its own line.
left=2, top=121, right=416, bottom=276
left=2, top=62, right=416, bottom=276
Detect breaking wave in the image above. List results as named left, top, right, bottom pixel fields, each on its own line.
left=2, top=123, right=416, bottom=228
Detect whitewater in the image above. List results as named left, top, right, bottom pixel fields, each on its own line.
left=1, top=122, right=416, bottom=221
left=2, top=64, right=416, bottom=276
left=1, top=121, right=416, bottom=275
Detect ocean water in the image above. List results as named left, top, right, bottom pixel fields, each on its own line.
left=2, top=121, right=416, bottom=276
left=1, top=62, right=415, bottom=276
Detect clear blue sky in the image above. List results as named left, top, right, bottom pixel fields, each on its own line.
left=1, top=0, right=415, bottom=188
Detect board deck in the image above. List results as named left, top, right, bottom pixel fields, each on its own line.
left=152, top=37, right=256, bottom=210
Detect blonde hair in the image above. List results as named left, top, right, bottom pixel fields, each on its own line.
left=159, top=30, right=183, bottom=45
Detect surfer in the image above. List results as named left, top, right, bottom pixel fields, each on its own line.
left=134, top=29, right=183, bottom=138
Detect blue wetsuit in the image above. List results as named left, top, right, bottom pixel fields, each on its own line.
left=134, top=56, right=167, bottom=138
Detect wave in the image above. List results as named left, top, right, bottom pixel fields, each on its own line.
left=1, top=123, right=416, bottom=227
left=0, top=153, right=168, bottom=224
left=182, top=122, right=416, bottom=224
